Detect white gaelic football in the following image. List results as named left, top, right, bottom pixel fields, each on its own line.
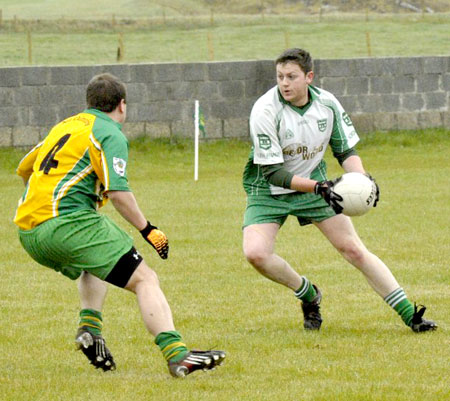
left=333, top=172, right=377, bottom=216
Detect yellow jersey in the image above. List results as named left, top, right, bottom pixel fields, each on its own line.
left=14, top=109, right=130, bottom=230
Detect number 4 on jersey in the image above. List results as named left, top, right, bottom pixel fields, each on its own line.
left=39, top=134, right=71, bottom=174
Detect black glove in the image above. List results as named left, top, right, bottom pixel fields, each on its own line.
left=140, top=221, right=169, bottom=259
left=314, top=177, right=344, bottom=214
left=364, top=173, right=380, bottom=207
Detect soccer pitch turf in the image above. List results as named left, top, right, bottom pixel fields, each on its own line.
left=1, top=130, right=449, bottom=400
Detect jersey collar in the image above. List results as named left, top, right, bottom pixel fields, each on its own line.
left=277, top=85, right=318, bottom=116
left=84, top=108, right=123, bottom=130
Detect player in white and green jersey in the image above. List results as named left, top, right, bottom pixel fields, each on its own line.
left=243, top=48, right=436, bottom=333
left=14, top=73, right=225, bottom=377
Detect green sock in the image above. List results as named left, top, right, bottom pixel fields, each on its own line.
left=384, top=288, right=414, bottom=326
left=155, top=331, right=189, bottom=363
left=79, top=309, right=103, bottom=335
left=294, top=276, right=317, bottom=303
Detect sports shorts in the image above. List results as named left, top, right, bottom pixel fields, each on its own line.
left=243, top=191, right=336, bottom=228
left=18, top=209, right=135, bottom=281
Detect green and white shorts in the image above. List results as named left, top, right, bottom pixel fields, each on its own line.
left=18, top=210, right=134, bottom=280
left=243, top=191, right=336, bottom=228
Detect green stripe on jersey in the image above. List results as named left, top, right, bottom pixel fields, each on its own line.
left=53, top=148, right=98, bottom=215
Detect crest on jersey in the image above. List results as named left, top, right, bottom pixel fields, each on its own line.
left=257, top=134, right=272, bottom=150
left=113, top=157, right=127, bottom=177
left=285, top=129, right=294, bottom=140
left=342, top=112, right=353, bottom=126
left=317, top=119, right=327, bottom=132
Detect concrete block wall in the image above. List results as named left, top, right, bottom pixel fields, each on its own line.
left=0, top=56, right=448, bottom=147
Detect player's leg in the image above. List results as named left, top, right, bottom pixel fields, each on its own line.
left=243, top=223, right=322, bottom=329
left=123, top=259, right=225, bottom=377
left=78, top=271, right=107, bottom=311
left=76, top=272, right=116, bottom=371
left=17, top=211, right=118, bottom=370
left=243, top=223, right=302, bottom=290
left=315, top=214, right=399, bottom=295
left=124, top=259, right=175, bottom=335
left=314, top=214, right=436, bottom=332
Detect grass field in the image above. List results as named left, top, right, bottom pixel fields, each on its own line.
left=1, top=0, right=449, bottom=19
left=1, top=129, right=449, bottom=400
left=0, top=2, right=449, bottom=65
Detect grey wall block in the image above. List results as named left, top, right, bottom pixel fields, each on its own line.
left=22, top=67, right=49, bottom=86
left=1, top=56, right=448, bottom=148
left=0, top=127, right=12, bottom=147
left=0, top=67, right=22, bottom=87
left=12, top=126, right=40, bottom=147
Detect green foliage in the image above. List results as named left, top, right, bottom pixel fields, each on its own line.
left=1, top=129, right=449, bottom=400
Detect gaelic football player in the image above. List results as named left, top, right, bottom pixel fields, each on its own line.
left=242, top=48, right=436, bottom=333
left=14, top=73, right=225, bottom=377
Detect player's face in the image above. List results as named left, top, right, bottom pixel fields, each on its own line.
left=276, top=62, right=314, bottom=107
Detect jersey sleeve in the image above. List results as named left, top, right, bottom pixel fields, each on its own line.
left=16, top=141, right=44, bottom=179
left=327, top=94, right=360, bottom=154
left=90, top=132, right=130, bottom=192
left=250, top=107, right=284, bottom=165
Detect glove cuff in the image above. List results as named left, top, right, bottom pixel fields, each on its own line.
left=314, top=181, right=323, bottom=195
left=140, top=221, right=156, bottom=237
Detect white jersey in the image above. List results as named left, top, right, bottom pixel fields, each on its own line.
left=244, top=85, right=359, bottom=195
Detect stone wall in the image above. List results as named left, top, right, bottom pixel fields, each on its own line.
left=0, top=56, right=448, bottom=147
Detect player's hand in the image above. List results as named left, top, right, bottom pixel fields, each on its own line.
left=364, top=173, right=380, bottom=207
left=140, top=221, right=169, bottom=259
left=314, top=177, right=344, bottom=214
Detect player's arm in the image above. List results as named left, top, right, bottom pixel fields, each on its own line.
left=107, top=190, right=169, bottom=259
left=341, top=154, right=379, bottom=207
left=262, top=164, right=342, bottom=212
left=16, top=141, right=44, bottom=185
left=339, top=152, right=365, bottom=174
left=261, top=164, right=319, bottom=193
left=107, top=190, right=147, bottom=230
left=259, top=141, right=364, bottom=192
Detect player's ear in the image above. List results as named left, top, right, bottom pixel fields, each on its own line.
left=306, top=71, right=314, bottom=84
left=118, top=99, right=126, bottom=113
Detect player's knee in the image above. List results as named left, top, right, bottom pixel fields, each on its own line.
left=126, top=262, right=160, bottom=292
left=244, top=246, right=269, bottom=268
left=340, top=242, right=366, bottom=266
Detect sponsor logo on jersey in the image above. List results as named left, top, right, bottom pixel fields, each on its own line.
left=342, top=112, right=353, bottom=126
left=257, top=134, right=272, bottom=150
left=317, top=119, right=327, bottom=132
left=282, top=143, right=324, bottom=160
left=113, top=157, right=127, bottom=177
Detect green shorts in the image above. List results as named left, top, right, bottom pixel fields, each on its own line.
left=18, top=210, right=134, bottom=281
left=243, top=191, right=336, bottom=228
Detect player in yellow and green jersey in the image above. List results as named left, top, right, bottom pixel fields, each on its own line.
left=14, top=73, right=225, bottom=377
left=242, top=48, right=437, bottom=333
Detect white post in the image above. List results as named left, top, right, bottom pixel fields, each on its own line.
left=194, top=100, right=199, bottom=181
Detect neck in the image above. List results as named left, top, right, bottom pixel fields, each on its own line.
left=291, top=93, right=309, bottom=108
left=105, top=109, right=124, bottom=124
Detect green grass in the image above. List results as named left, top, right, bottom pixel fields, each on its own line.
left=1, top=129, right=449, bottom=400
left=1, top=0, right=449, bottom=19
left=0, top=10, right=448, bottom=65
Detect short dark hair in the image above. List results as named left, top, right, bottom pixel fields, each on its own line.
left=86, top=73, right=126, bottom=113
left=275, top=48, right=313, bottom=74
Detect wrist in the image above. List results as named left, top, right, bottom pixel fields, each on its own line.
left=139, top=221, right=153, bottom=236
left=314, top=181, right=320, bottom=195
